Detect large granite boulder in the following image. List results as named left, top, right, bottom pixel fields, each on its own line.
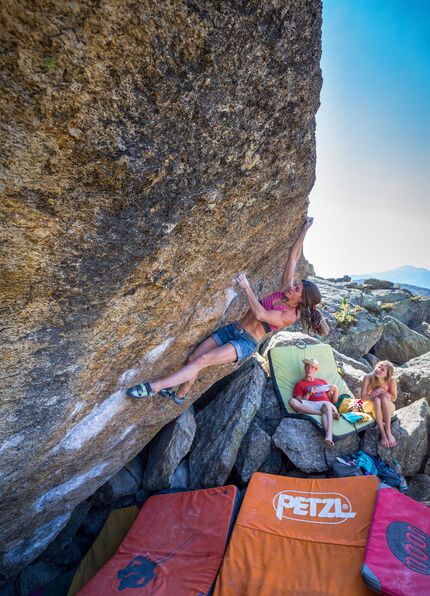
left=142, top=409, right=196, bottom=490
left=360, top=398, right=430, bottom=477
left=234, top=421, right=271, bottom=483
left=189, top=361, right=266, bottom=488
left=253, top=381, right=284, bottom=435
left=373, top=316, right=430, bottom=365
left=92, top=455, right=145, bottom=505
left=142, top=410, right=196, bottom=490
left=272, top=418, right=358, bottom=473
left=407, top=475, right=430, bottom=503
left=396, top=351, right=430, bottom=405
left=0, top=0, right=322, bottom=580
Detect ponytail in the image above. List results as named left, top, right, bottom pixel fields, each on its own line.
left=300, top=280, right=330, bottom=336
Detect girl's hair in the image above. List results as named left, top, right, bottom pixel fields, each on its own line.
left=369, top=360, right=395, bottom=390
left=298, top=280, right=330, bottom=336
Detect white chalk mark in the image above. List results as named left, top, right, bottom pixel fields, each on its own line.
left=56, top=391, right=125, bottom=451
left=145, top=337, right=174, bottom=363
left=34, top=463, right=109, bottom=513
left=225, top=287, right=238, bottom=308
left=119, top=368, right=139, bottom=385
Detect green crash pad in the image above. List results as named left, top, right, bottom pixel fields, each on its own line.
left=267, top=343, right=376, bottom=441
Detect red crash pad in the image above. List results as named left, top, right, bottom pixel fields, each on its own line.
left=78, top=486, right=239, bottom=595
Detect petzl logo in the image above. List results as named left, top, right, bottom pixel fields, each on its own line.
left=273, top=490, right=356, bottom=524
left=386, top=522, right=430, bottom=575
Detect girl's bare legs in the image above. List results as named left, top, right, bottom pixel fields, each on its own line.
left=176, top=336, right=219, bottom=398
left=150, top=343, right=237, bottom=393
left=381, top=397, right=396, bottom=447
left=373, top=396, right=390, bottom=448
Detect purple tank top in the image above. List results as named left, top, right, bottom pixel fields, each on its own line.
left=259, top=291, right=298, bottom=332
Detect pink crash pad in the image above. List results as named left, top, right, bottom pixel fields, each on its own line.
left=362, top=487, right=430, bottom=594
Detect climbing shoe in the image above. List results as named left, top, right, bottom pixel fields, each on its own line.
left=159, top=388, right=186, bottom=405
left=126, top=382, right=154, bottom=398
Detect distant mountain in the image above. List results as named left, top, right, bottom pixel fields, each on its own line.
left=350, top=265, right=430, bottom=290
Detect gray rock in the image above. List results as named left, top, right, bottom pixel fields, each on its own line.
left=56, top=541, right=82, bottom=567
left=0, top=578, right=19, bottom=596
left=42, top=501, right=91, bottom=559
left=135, top=489, right=152, bottom=508
left=363, top=279, right=395, bottom=290
left=327, top=310, right=384, bottom=360
left=332, top=350, right=371, bottom=372
left=365, top=353, right=380, bottom=369
left=373, top=316, right=430, bottom=365
left=407, top=475, right=430, bottom=502
left=360, top=399, right=430, bottom=476
left=260, top=330, right=321, bottom=358
left=189, top=361, right=266, bottom=488
left=19, top=561, right=60, bottom=596
left=235, top=422, right=271, bottom=483
left=80, top=506, right=109, bottom=537
left=337, top=362, right=365, bottom=398
left=372, top=291, right=430, bottom=329
left=143, top=409, right=196, bottom=491
left=425, top=458, right=430, bottom=475
left=272, top=418, right=359, bottom=473
left=169, top=459, right=190, bottom=490
left=254, top=381, right=284, bottom=435
left=396, top=351, right=430, bottom=405
left=417, top=322, right=430, bottom=339
left=94, top=456, right=144, bottom=505
left=258, top=448, right=288, bottom=476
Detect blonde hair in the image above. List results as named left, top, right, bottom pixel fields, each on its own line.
left=369, top=360, right=395, bottom=391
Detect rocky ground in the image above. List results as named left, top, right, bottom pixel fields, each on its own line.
left=2, top=276, right=429, bottom=595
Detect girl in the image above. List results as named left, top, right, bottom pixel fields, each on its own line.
left=127, top=217, right=328, bottom=404
left=361, top=361, right=397, bottom=448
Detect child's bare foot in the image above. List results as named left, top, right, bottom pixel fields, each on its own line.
left=387, top=433, right=397, bottom=448
left=324, top=436, right=334, bottom=447
left=333, top=411, right=340, bottom=420
left=380, top=434, right=390, bottom=449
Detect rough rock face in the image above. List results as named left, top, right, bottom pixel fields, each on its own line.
left=373, top=316, right=430, bottom=365
left=396, top=351, right=430, bottom=405
left=272, top=418, right=359, bottom=473
left=0, top=0, right=322, bottom=579
left=361, top=398, right=430, bottom=477
left=189, top=360, right=266, bottom=487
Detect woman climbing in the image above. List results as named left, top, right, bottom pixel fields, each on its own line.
left=126, top=217, right=328, bottom=404
left=361, top=361, right=397, bottom=448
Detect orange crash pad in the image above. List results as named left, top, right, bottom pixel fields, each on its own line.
left=214, top=473, right=378, bottom=595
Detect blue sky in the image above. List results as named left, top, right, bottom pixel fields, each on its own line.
left=306, top=0, right=430, bottom=277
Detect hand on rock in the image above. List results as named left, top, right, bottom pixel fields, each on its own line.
left=234, top=272, right=250, bottom=290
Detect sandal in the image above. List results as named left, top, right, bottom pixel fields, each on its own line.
left=159, top=388, right=187, bottom=405
left=126, top=382, right=154, bottom=398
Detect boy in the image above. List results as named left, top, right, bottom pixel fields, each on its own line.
left=289, top=358, right=339, bottom=447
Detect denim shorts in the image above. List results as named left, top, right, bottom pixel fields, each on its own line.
left=212, top=321, right=259, bottom=362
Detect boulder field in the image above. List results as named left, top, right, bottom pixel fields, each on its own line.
left=3, top=278, right=430, bottom=594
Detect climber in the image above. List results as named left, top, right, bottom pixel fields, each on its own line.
left=126, top=216, right=329, bottom=405
left=361, top=361, right=397, bottom=448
